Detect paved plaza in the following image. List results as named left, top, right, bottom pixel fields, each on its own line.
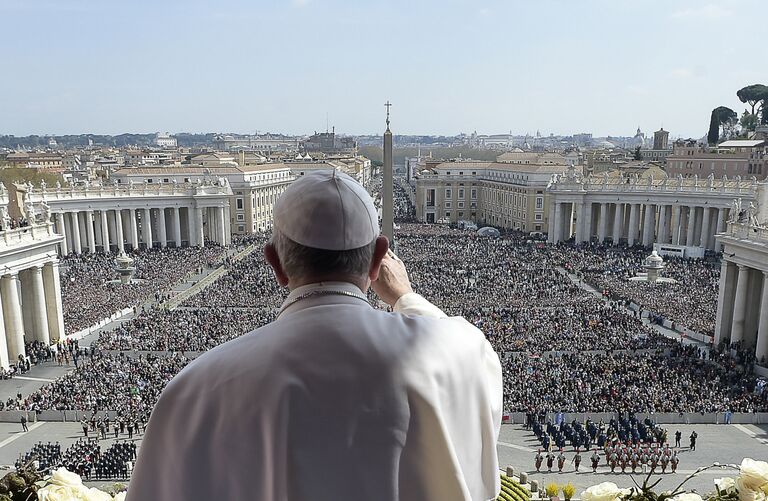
left=498, top=424, right=768, bottom=495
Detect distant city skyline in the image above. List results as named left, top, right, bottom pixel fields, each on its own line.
left=0, top=0, right=763, bottom=138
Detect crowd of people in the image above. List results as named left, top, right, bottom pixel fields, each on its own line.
left=557, top=245, right=720, bottom=336
left=60, top=246, right=227, bottom=334
left=6, top=351, right=190, bottom=425
left=92, top=306, right=273, bottom=352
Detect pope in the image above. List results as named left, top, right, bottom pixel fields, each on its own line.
left=127, top=170, right=503, bottom=501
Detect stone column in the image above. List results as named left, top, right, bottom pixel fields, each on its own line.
left=55, top=212, right=68, bottom=255
left=1, top=273, right=25, bottom=362
left=642, top=204, right=655, bottom=247
left=700, top=207, right=712, bottom=249
left=582, top=203, right=593, bottom=243
left=670, top=205, right=681, bottom=245
left=574, top=202, right=584, bottom=243
left=685, top=207, right=697, bottom=247
left=173, top=207, right=182, bottom=247
left=100, top=210, right=110, bottom=253
left=552, top=203, right=562, bottom=243
left=85, top=210, right=96, bottom=254
left=715, top=208, right=727, bottom=252
left=194, top=207, right=205, bottom=247
left=115, top=210, right=125, bottom=253
left=714, top=260, right=737, bottom=345
left=223, top=204, right=231, bottom=245
left=129, top=209, right=139, bottom=251
left=71, top=211, right=82, bottom=254
left=217, top=207, right=227, bottom=245
left=627, top=203, right=639, bottom=246
left=754, top=271, right=768, bottom=365
left=612, top=203, right=622, bottom=245
left=0, top=299, right=8, bottom=369
left=42, top=261, right=65, bottom=343
left=658, top=205, right=668, bottom=244
left=730, top=265, right=751, bottom=345
left=158, top=208, right=168, bottom=248
left=28, top=266, right=50, bottom=345
left=143, top=208, right=153, bottom=249
left=598, top=203, right=608, bottom=243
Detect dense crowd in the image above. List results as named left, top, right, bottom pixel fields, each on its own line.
left=7, top=351, right=190, bottom=423
left=60, top=246, right=227, bottom=334
left=556, top=245, right=720, bottom=336
left=92, top=306, right=273, bottom=352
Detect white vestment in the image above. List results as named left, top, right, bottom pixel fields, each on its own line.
left=127, top=282, right=502, bottom=501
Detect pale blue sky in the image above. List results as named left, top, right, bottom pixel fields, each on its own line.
left=0, top=0, right=764, bottom=138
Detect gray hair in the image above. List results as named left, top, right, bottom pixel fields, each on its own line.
left=272, top=230, right=376, bottom=279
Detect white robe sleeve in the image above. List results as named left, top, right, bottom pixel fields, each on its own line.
left=393, top=292, right=447, bottom=318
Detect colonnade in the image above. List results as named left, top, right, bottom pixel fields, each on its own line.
left=548, top=200, right=729, bottom=251
left=0, top=260, right=64, bottom=369
left=52, top=205, right=230, bottom=255
left=714, top=260, right=768, bottom=364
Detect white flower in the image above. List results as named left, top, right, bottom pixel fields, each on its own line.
left=113, top=492, right=127, bottom=501
left=49, top=467, right=84, bottom=489
left=740, top=459, right=768, bottom=494
left=80, top=487, right=114, bottom=501
left=38, top=484, right=80, bottom=501
left=581, top=482, right=631, bottom=501
left=716, top=477, right=737, bottom=494
left=736, top=478, right=767, bottom=501
left=672, top=493, right=703, bottom=501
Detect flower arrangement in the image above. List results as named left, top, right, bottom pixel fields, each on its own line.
left=0, top=465, right=125, bottom=501
left=562, top=482, right=576, bottom=501
left=579, top=458, right=768, bottom=501
left=546, top=482, right=561, bottom=498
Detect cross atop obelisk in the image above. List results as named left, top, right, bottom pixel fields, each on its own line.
left=382, top=101, right=394, bottom=243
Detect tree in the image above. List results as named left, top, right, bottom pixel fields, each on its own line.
left=740, top=110, right=758, bottom=133
left=737, top=84, right=768, bottom=124
left=707, top=106, right=737, bottom=145
left=633, top=146, right=642, bottom=160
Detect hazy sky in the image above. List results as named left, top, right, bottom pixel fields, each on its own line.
left=0, top=0, right=764, bottom=138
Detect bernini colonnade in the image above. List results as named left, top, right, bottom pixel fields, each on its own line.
left=547, top=171, right=757, bottom=252
left=0, top=185, right=65, bottom=369
left=24, top=180, right=233, bottom=255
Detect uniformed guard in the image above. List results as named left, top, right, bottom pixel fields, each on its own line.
left=590, top=449, right=600, bottom=472
left=660, top=453, right=669, bottom=473
left=609, top=449, right=618, bottom=473
left=671, top=451, right=679, bottom=473
left=557, top=449, right=566, bottom=472
left=547, top=451, right=555, bottom=472
left=535, top=449, right=543, bottom=472
left=572, top=448, right=581, bottom=472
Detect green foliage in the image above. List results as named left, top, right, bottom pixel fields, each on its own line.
left=498, top=474, right=531, bottom=501
left=736, top=84, right=768, bottom=116
left=740, top=111, right=758, bottom=133
left=708, top=106, right=737, bottom=145
left=633, top=146, right=642, bottom=160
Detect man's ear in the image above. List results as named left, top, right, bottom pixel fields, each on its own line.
left=368, top=235, right=390, bottom=282
left=264, top=243, right=289, bottom=287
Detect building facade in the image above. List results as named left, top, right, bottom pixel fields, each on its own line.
left=715, top=182, right=768, bottom=368
left=414, top=158, right=571, bottom=232
left=666, top=139, right=767, bottom=180
left=0, top=185, right=65, bottom=368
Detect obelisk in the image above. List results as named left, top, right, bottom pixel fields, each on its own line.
left=382, top=101, right=394, bottom=243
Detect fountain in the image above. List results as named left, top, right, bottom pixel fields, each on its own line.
left=629, top=250, right=677, bottom=284
left=111, top=252, right=138, bottom=285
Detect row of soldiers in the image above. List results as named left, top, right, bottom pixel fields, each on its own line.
left=534, top=445, right=680, bottom=474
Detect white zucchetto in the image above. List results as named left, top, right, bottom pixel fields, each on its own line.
left=273, top=169, right=379, bottom=250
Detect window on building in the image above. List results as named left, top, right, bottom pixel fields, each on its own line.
left=236, top=198, right=244, bottom=210
left=445, top=212, right=451, bottom=219
left=458, top=211, right=464, bottom=217
left=445, top=188, right=452, bottom=198
left=458, top=201, right=464, bottom=208
left=471, top=188, right=477, bottom=199
left=458, top=189, right=464, bottom=198
left=535, top=213, right=542, bottom=220
left=238, top=225, right=245, bottom=232
left=445, top=202, right=452, bottom=208
left=536, top=197, right=543, bottom=209
left=236, top=214, right=245, bottom=222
